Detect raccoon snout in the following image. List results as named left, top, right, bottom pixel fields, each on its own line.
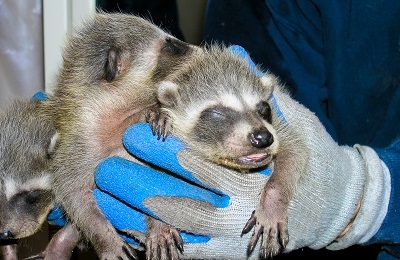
left=0, top=230, right=14, bottom=240
left=249, top=129, right=274, bottom=148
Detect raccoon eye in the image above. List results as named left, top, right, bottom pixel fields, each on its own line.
left=8, top=189, right=52, bottom=219
left=201, top=108, right=226, bottom=121
left=10, top=189, right=50, bottom=207
left=257, top=101, right=272, bottom=122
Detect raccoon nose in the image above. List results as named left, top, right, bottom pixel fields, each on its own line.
left=0, top=230, right=14, bottom=240
left=250, top=129, right=274, bottom=148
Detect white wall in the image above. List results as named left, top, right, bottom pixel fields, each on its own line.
left=43, top=0, right=95, bottom=92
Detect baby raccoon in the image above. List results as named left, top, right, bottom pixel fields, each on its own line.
left=39, top=12, right=199, bottom=260
left=151, top=46, right=308, bottom=259
left=0, top=99, right=57, bottom=260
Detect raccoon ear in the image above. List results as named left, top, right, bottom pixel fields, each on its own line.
left=105, top=46, right=124, bottom=82
left=260, top=73, right=277, bottom=95
left=46, top=131, right=59, bottom=158
left=157, top=81, right=181, bottom=107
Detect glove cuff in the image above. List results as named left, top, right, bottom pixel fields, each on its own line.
left=327, top=145, right=389, bottom=250
left=286, top=146, right=366, bottom=251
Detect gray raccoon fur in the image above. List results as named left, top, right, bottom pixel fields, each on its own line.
left=0, top=99, right=57, bottom=260
left=155, top=46, right=309, bottom=259
left=39, top=12, right=198, bottom=260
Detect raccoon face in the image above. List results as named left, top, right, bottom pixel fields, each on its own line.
left=158, top=73, right=280, bottom=170
left=0, top=109, right=58, bottom=242
left=194, top=101, right=277, bottom=169
left=0, top=175, right=53, bottom=241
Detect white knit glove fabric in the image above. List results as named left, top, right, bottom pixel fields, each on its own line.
left=142, top=87, right=387, bottom=259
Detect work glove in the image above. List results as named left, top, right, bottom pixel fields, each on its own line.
left=93, top=46, right=389, bottom=259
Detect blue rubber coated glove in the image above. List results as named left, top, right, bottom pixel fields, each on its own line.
left=32, top=91, right=47, bottom=101
left=93, top=137, right=228, bottom=247
left=93, top=46, right=392, bottom=259
left=47, top=205, right=67, bottom=227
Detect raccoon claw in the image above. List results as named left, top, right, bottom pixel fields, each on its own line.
left=122, top=244, right=139, bottom=260
left=145, top=109, right=171, bottom=141
left=243, top=210, right=289, bottom=259
left=246, top=226, right=262, bottom=256
left=100, top=243, right=138, bottom=260
left=145, top=109, right=160, bottom=136
left=261, top=223, right=288, bottom=259
left=241, top=210, right=257, bottom=236
left=242, top=210, right=262, bottom=255
left=146, top=221, right=183, bottom=260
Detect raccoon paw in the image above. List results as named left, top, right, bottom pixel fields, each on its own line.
left=242, top=207, right=289, bottom=259
left=99, top=243, right=138, bottom=260
left=145, top=108, right=171, bottom=141
left=146, top=220, right=183, bottom=260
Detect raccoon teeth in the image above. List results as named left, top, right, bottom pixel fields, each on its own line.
left=242, top=153, right=270, bottom=162
left=237, top=153, right=272, bottom=168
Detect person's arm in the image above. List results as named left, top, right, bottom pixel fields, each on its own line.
left=92, top=47, right=397, bottom=259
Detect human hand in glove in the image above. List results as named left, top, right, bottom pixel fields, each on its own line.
left=93, top=46, right=392, bottom=259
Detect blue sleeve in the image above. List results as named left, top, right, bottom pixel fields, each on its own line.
left=370, top=138, right=400, bottom=244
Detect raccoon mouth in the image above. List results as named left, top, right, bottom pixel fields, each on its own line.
left=236, top=153, right=272, bottom=169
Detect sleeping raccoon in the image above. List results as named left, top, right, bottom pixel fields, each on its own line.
left=39, top=12, right=199, bottom=260
left=150, top=46, right=308, bottom=259
left=0, top=99, right=57, bottom=260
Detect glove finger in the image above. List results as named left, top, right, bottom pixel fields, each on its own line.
left=124, top=123, right=210, bottom=188
left=47, top=204, right=67, bottom=226
left=95, top=156, right=229, bottom=209
left=94, top=189, right=147, bottom=233
left=94, top=189, right=210, bottom=244
left=32, top=91, right=47, bottom=101
left=177, top=149, right=269, bottom=197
